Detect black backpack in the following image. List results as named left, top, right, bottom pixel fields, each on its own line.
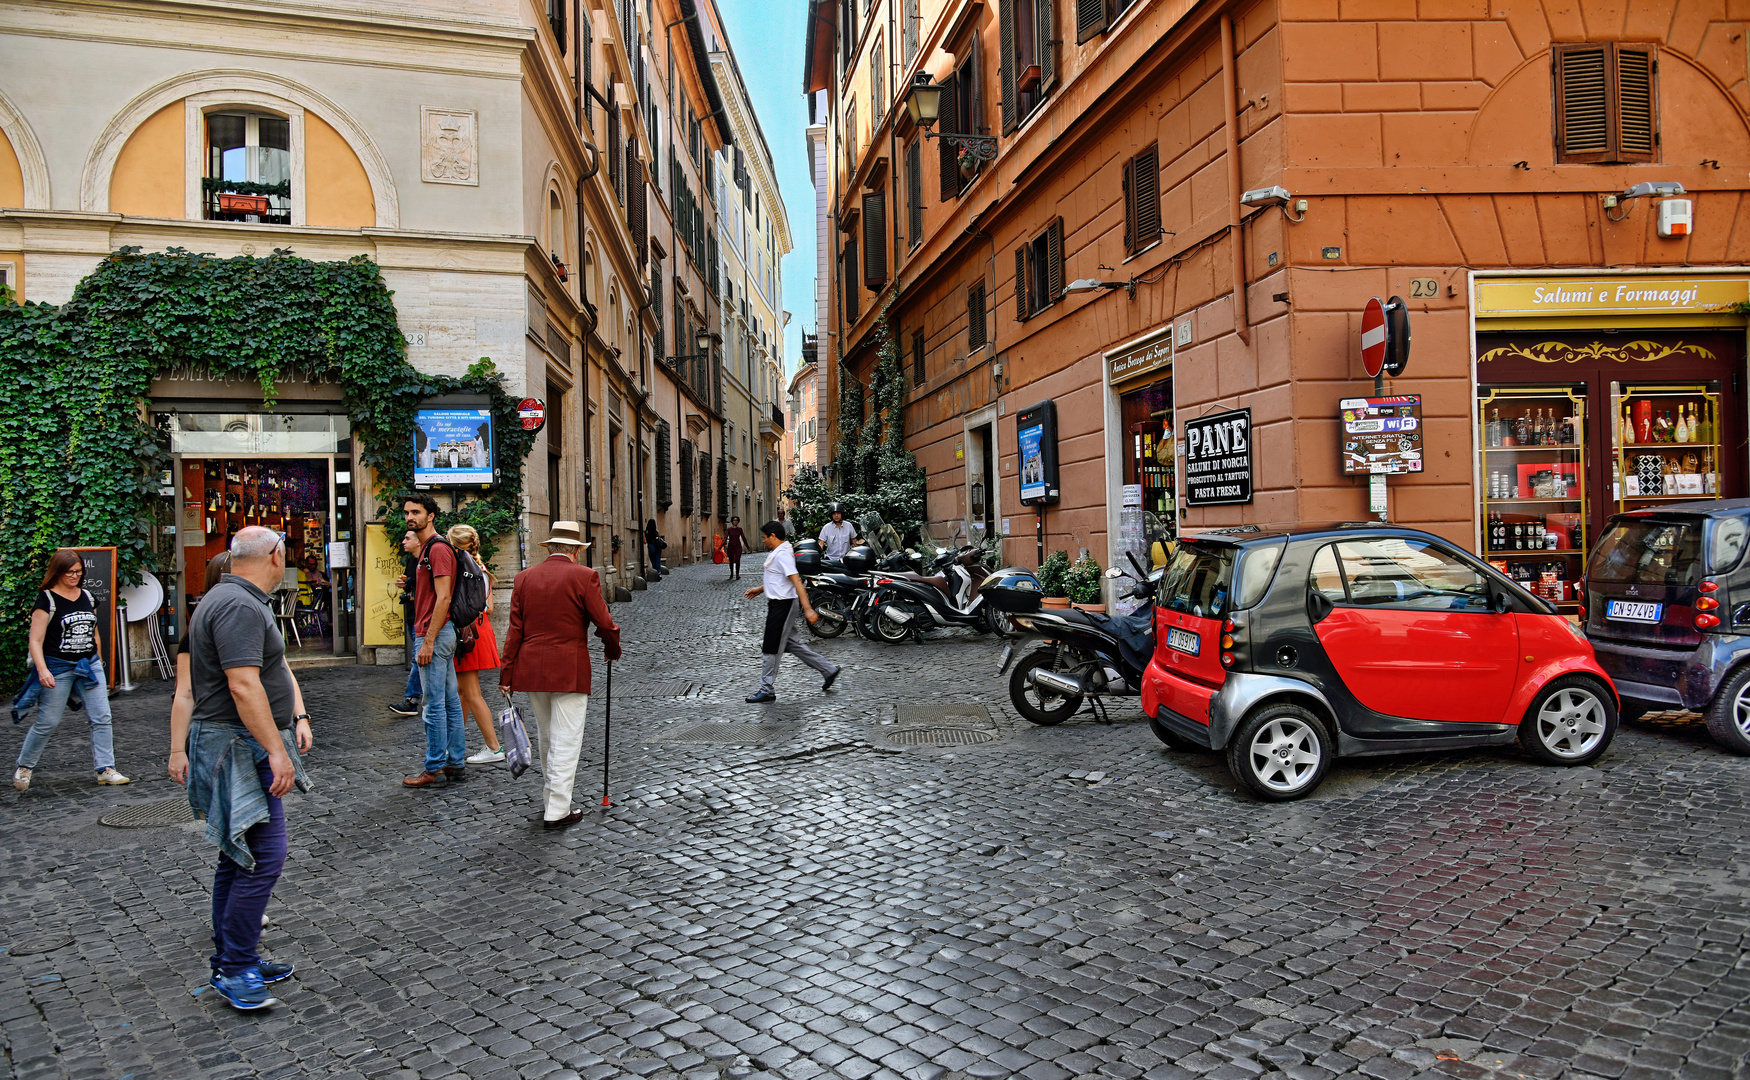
left=421, top=537, right=489, bottom=653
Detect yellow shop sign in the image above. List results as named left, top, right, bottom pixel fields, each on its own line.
left=1477, top=276, right=1750, bottom=318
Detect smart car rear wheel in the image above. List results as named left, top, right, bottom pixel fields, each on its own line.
left=1227, top=704, right=1331, bottom=802
left=1704, top=665, right=1750, bottom=756
left=1519, top=676, right=1617, bottom=765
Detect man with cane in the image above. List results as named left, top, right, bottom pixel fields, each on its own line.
left=498, top=521, right=621, bottom=829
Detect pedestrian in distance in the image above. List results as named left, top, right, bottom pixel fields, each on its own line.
left=183, top=526, right=313, bottom=1011
left=725, top=516, right=747, bottom=581
left=818, top=503, right=857, bottom=561
left=446, top=524, right=505, bottom=765
left=387, top=528, right=422, bottom=717
left=498, top=521, right=622, bottom=829
left=12, top=549, right=129, bottom=791
left=401, top=494, right=468, bottom=788
left=781, top=509, right=798, bottom=542
left=745, top=521, right=840, bottom=704
left=645, top=519, right=666, bottom=578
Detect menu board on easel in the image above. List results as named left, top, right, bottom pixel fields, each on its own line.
left=71, top=546, right=118, bottom=687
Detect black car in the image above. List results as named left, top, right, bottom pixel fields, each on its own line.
left=1585, top=499, right=1750, bottom=754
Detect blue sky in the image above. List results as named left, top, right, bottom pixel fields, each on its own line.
left=717, top=0, right=814, bottom=379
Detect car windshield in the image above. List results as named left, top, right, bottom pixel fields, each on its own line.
left=1158, top=541, right=1235, bottom=619
left=1589, top=520, right=1703, bottom=586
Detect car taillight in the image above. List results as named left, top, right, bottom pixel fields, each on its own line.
left=1697, top=596, right=1720, bottom=611
left=1701, top=580, right=1719, bottom=592
left=1221, top=652, right=1236, bottom=667
left=1221, top=634, right=1235, bottom=649
left=1697, top=614, right=1721, bottom=629
left=1221, top=618, right=1238, bottom=667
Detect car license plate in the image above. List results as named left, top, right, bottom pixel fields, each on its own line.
left=1606, top=599, right=1663, bottom=623
left=1167, top=627, right=1200, bottom=655
left=996, top=644, right=1014, bottom=674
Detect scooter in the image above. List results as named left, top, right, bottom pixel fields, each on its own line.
left=995, top=555, right=1163, bottom=725
left=794, top=540, right=915, bottom=639
left=868, top=545, right=1005, bottom=643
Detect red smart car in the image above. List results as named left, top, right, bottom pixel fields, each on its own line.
left=1140, top=524, right=1619, bottom=800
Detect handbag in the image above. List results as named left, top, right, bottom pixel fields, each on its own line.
left=496, top=696, right=533, bottom=778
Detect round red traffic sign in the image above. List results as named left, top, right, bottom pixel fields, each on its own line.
left=517, top=397, right=547, bottom=433
left=1360, top=297, right=1387, bottom=378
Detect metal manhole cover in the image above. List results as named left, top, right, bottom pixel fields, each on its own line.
left=885, top=726, right=1002, bottom=747
left=99, top=799, right=195, bottom=828
left=896, top=705, right=992, bottom=726
left=653, top=723, right=792, bottom=745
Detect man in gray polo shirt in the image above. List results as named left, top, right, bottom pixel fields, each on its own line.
left=186, top=526, right=312, bottom=1011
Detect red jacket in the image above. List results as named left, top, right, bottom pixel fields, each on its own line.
left=499, top=554, right=622, bottom=694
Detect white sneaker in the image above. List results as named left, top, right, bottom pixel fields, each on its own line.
left=95, top=768, right=131, bottom=785
left=466, top=747, right=506, bottom=764
left=12, top=767, right=29, bottom=792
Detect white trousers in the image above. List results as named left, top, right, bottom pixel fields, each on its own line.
left=527, top=691, right=589, bottom=820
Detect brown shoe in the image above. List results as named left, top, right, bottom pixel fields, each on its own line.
left=402, top=771, right=445, bottom=787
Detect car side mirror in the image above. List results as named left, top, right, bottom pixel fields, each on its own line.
left=1487, top=584, right=1511, bottom=615
left=1307, top=590, right=1334, bottom=624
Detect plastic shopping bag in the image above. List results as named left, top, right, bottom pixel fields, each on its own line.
left=497, top=697, right=533, bottom=778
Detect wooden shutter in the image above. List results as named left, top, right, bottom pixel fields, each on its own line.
left=679, top=438, right=694, bottom=516
left=607, top=101, right=623, bottom=203
left=582, top=15, right=593, bottom=128
left=872, top=36, right=885, bottom=128
left=904, top=0, right=919, bottom=66
left=1132, top=145, right=1159, bottom=252
left=968, top=282, right=987, bottom=350
left=906, top=139, right=923, bottom=245
left=1121, top=156, right=1134, bottom=253
left=717, top=457, right=728, bottom=522
left=999, top=0, right=1018, bottom=134
left=1076, top=0, right=1107, bottom=43
left=1616, top=46, right=1656, bottom=161
left=627, top=145, right=647, bottom=266
left=845, top=238, right=860, bottom=321
left=656, top=421, right=672, bottom=508
left=699, top=450, right=712, bottom=516
left=939, top=72, right=959, bottom=199
left=1046, top=217, right=1063, bottom=307
left=1038, top=0, right=1057, bottom=92
left=863, top=191, right=887, bottom=289
left=1554, top=44, right=1610, bottom=163
left=1015, top=244, right=1030, bottom=322
left=912, top=329, right=925, bottom=382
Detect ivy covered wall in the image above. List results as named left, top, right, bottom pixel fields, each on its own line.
left=0, top=247, right=534, bottom=681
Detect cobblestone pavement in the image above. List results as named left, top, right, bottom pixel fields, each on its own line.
left=3, top=559, right=1749, bottom=1080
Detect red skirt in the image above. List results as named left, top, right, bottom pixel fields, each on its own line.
left=454, top=611, right=501, bottom=672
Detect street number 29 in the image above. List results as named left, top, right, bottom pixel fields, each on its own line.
left=1409, top=277, right=1440, bottom=298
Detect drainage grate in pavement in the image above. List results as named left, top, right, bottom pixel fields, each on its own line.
left=895, top=705, right=992, bottom=726
left=885, top=726, right=1002, bottom=747
left=99, top=799, right=195, bottom=828
left=651, top=723, right=792, bottom=745
left=625, top=681, right=705, bottom=698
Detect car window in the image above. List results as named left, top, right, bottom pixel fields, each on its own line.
left=1331, top=538, right=1489, bottom=610
left=1711, top=517, right=1748, bottom=575
left=1159, top=541, right=1235, bottom=619
left=1590, top=520, right=1702, bottom=586
left=1309, top=545, right=1346, bottom=601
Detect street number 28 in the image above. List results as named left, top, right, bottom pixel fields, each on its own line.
left=1409, top=277, right=1440, bottom=298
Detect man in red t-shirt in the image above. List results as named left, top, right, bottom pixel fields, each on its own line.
left=401, top=494, right=468, bottom=787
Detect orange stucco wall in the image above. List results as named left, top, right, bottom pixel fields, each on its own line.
left=0, top=126, right=23, bottom=210
left=110, top=102, right=184, bottom=219
left=305, top=113, right=373, bottom=228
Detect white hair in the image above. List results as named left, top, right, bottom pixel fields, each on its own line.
left=231, top=526, right=282, bottom=561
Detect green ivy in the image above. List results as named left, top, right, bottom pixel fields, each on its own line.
left=0, top=247, right=533, bottom=682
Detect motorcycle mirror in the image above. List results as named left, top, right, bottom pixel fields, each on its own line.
left=1105, top=566, right=1125, bottom=578
left=1125, top=550, right=1147, bottom=577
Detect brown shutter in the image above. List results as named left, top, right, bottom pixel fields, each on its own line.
left=1046, top=217, right=1064, bottom=307
left=627, top=146, right=647, bottom=267
left=912, top=328, right=925, bottom=382
left=1015, top=244, right=1030, bottom=322
left=1038, top=0, right=1057, bottom=92
left=968, top=283, right=987, bottom=349
left=1076, top=0, right=1107, bottom=43
left=863, top=191, right=887, bottom=289
left=1554, top=44, right=1610, bottom=163
left=1121, top=156, right=1135, bottom=253
left=904, top=0, right=919, bottom=66
left=1616, top=45, right=1656, bottom=161
left=1133, top=145, right=1159, bottom=250
left=939, top=72, right=960, bottom=199
left=999, top=0, right=1018, bottom=134
left=969, top=48, right=984, bottom=138
left=845, top=238, right=860, bottom=321
left=906, top=139, right=923, bottom=244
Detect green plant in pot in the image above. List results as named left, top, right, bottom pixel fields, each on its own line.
left=1065, top=554, right=1104, bottom=609
left=1038, top=549, right=1072, bottom=606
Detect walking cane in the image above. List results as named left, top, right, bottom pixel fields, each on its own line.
left=600, top=660, right=613, bottom=807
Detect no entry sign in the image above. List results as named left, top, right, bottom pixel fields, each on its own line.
left=517, top=398, right=547, bottom=433
left=1361, top=298, right=1388, bottom=377
left=1360, top=296, right=1411, bottom=379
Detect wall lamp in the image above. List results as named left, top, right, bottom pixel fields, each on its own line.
left=1066, top=277, right=1135, bottom=300
left=1241, top=185, right=1306, bottom=222
left=1603, top=181, right=1687, bottom=224
left=904, top=71, right=998, bottom=162
left=664, top=329, right=716, bottom=364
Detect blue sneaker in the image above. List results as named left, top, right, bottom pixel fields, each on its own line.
left=211, top=968, right=277, bottom=1011
left=211, top=959, right=293, bottom=986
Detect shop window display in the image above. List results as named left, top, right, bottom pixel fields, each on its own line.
left=1478, top=385, right=1587, bottom=608
left=1120, top=378, right=1176, bottom=566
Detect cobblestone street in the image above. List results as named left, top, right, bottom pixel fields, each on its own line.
left=3, top=560, right=1748, bottom=1080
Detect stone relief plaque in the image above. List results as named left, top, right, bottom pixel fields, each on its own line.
left=420, top=107, right=479, bottom=186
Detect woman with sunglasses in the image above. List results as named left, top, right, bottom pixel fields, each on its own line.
left=14, top=550, right=129, bottom=790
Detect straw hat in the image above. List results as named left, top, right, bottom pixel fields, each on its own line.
left=542, top=521, right=589, bottom=547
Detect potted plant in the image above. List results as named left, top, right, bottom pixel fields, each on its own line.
left=958, top=149, right=980, bottom=179
left=1066, top=554, right=1105, bottom=612
left=1038, top=549, right=1072, bottom=608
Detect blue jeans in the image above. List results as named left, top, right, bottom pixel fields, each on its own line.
left=210, top=748, right=286, bottom=977
left=403, top=619, right=421, bottom=698
left=415, top=625, right=465, bottom=773
left=404, top=662, right=422, bottom=699
left=648, top=543, right=663, bottom=575
left=16, top=657, right=115, bottom=771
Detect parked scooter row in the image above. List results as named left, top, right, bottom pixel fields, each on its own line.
left=791, top=517, right=1010, bottom=644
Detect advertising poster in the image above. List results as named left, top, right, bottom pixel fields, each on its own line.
left=1018, top=422, right=1046, bottom=502
left=413, top=408, right=494, bottom=487
left=1182, top=409, right=1253, bottom=507
left=361, top=524, right=404, bottom=648
left=1340, top=395, right=1423, bottom=475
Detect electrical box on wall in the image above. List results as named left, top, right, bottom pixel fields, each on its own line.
left=1658, top=199, right=1693, bottom=238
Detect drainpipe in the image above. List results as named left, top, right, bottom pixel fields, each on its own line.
left=1220, top=12, right=1249, bottom=347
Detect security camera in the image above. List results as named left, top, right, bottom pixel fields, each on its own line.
left=1620, top=181, right=1685, bottom=200
left=1240, top=186, right=1293, bottom=208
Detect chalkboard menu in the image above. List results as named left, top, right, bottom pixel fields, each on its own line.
left=72, top=547, right=119, bottom=687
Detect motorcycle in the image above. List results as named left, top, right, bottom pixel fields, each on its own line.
left=990, top=555, right=1164, bottom=725
left=794, top=539, right=914, bottom=639
left=867, top=545, right=1006, bottom=643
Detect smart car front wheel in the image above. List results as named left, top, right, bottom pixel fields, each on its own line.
left=1519, top=676, right=1617, bottom=766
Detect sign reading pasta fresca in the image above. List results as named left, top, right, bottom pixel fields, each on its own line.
left=1477, top=276, right=1750, bottom=317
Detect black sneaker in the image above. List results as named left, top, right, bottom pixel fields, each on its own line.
left=388, top=697, right=420, bottom=716
left=746, top=690, right=776, bottom=703
left=822, top=668, right=841, bottom=692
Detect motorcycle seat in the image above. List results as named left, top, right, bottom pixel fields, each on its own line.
left=889, top=571, right=953, bottom=597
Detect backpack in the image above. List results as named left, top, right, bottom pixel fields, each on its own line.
left=422, top=536, right=489, bottom=654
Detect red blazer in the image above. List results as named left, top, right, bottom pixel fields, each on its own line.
left=499, top=554, right=622, bottom=694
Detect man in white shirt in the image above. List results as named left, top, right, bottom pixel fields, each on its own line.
left=818, top=505, right=858, bottom=561
left=744, top=521, right=841, bottom=703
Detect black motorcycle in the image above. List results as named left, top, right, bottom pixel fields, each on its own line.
left=794, top=540, right=914, bottom=639
left=867, top=545, right=1006, bottom=643
left=987, top=556, right=1163, bottom=725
